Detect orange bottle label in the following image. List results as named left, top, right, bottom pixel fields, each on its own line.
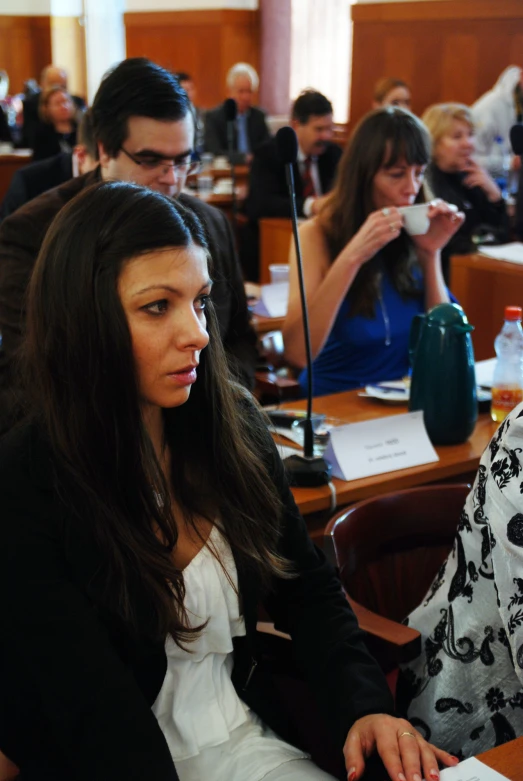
left=491, top=387, right=523, bottom=422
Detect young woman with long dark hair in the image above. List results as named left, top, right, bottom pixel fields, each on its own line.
left=282, top=107, right=465, bottom=397
left=0, top=181, right=458, bottom=781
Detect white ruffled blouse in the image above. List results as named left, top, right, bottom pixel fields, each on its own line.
left=151, top=526, right=307, bottom=781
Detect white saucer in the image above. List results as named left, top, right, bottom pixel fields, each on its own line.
left=363, top=382, right=410, bottom=403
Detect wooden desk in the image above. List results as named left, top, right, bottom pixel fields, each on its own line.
left=366, top=737, right=523, bottom=780
left=0, top=150, right=32, bottom=202
left=192, top=186, right=247, bottom=222
left=252, top=314, right=285, bottom=335
left=478, top=736, right=523, bottom=780
left=282, top=390, right=497, bottom=516
left=259, top=218, right=292, bottom=284
left=187, top=164, right=250, bottom=186
left=451, top=252, right=523, bottom=361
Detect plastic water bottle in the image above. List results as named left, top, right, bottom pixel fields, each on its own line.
left=491, top=136, right=510, bottom=196
left=491, top=306, right=523, bottom=422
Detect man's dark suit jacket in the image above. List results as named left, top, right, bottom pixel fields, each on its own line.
left=0, top=169, right=258, bottom=435
left=0, top=107, right=11, bottom=143
left=204, top=103, right=271, bottom=158
left=0, top=416, right=394, bottom=779
left=246, top=138, right=342, bottom=220
left=0, top=152, right=73, bottom=221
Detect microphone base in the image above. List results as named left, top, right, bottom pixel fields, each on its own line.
left=283, top=454, right=332, bottom=487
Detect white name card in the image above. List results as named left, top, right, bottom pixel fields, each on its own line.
left=324, top=410, right=438, bottom=481
left=252, top=282, right=289, bottom=318
left=440, top=756, right=510, bottom=781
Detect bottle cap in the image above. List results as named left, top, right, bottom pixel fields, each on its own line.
left=505, top=305, right=522, bottom=321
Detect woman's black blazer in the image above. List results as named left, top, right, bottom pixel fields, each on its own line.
left=0, top=420, right=394, bottom=781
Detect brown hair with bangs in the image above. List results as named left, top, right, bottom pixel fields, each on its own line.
left=319, top=106, right=431, bottom=317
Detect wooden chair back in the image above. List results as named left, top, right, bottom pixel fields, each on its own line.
left=324, top=484, right=470, bottom=624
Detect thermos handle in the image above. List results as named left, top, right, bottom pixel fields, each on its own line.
left=409, top=314, right=425, bottom=367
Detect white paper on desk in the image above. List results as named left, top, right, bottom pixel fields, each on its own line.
left=475, top=357, right=496, bottom=389
left=323, top=410, right=438, bottom=481
left=252, top=282, right=289, bottom=318
left=479, top=242, right=523, bottom=263
left=275, top=442, right=301, bottom=461
left=439, top=756, right=510, bottom=781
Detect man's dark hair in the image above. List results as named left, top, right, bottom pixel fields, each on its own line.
left=91, top=58, right=190, bottom=158
left=175, top=72, right=191, bottom=83
left=291, top=89, right=333, bottom=124
left=77, top=109, right=98, bottom=160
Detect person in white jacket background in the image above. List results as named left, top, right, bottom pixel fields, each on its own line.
left=471, top=65, right=523, bottom=179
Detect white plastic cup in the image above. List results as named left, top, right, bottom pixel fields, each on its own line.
left=214, top=177, right=233, bottom=194
left=397, top=203, right=430, bottom=236
left=197, top=174, right=213, bottom=199
left=269, top=264, right=289, bottom=284
left=200, top=153, right=214, bottom=172
left=214, top=155, right=229, bottom=170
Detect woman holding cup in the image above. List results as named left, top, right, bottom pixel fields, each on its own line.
left=282, top=107, right=464, bottom=397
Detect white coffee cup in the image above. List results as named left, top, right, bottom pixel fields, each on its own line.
left=197, top=174, right=213, bottom=199
left=269, top=264, right=289, bottom=284
left=214, top=177, right=233, bottom=194
left=214, top=156, right=229, bottom=170
left=397, top=203, right=430, bottom=236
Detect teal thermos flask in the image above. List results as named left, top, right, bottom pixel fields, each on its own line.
left=409, top=303, right=478, bottom=445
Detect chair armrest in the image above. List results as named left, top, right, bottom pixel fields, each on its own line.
left=254, top=371, right=301, bottom=402
left=346, top=595, right=421, bottom=663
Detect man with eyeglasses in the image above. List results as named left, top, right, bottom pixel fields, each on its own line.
left=0, top=58, right=258, bottom=436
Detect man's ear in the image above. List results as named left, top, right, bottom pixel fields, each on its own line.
left=97, top=140, right=111, bottom=168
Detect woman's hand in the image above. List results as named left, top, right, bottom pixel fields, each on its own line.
left=343, top=714, right=459, bottom=781
left=412, top=200, right=464, bottom=257
left=462, top=160, right=502, bottom=202
left=339, top=207, right=404, bottom=268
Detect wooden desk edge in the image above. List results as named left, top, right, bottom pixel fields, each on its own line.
left=477, top=735, right=523, bottom=779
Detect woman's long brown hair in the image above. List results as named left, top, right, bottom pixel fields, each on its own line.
left=23, top=181, right=290, bottom=646
left=320, top=107, right=431, bottom=317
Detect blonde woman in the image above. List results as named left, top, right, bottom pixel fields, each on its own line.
left=422, top=103, right=508, bottom=282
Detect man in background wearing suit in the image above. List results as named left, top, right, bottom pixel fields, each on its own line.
left=204, top=63, right=270, bottom=163
left=246, top=90, right=341, bottom=221
left=0, top=58, right=258, bottom=436
left=240, top=90, right=341, bottom=281
left=1, top=110, right=98, bottom=220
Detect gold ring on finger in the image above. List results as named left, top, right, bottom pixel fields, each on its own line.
left=398, top=731, right=417, bottom=740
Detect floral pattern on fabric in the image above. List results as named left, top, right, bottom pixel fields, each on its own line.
left=396, top=406, right=523, bottom=757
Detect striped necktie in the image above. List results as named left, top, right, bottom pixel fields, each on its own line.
left=302, top=156, right=315, bottom=199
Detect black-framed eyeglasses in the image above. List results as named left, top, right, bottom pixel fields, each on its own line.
left=119, top=146, right=201, bottom=177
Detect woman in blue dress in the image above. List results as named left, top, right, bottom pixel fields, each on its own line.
left=282, top=107, right=465, bottom=398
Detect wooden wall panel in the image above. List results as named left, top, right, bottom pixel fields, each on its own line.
left=350, top=1, right=523, bottom=127
left=124, top=9, right=260, bottom=111
left=0, top=16, right=51, bottom=95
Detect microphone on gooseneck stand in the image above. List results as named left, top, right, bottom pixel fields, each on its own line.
left=224, top=98, right=238, bottom=232
left=275, top=126, right=332, bottom=487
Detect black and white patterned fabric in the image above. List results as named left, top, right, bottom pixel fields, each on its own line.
left=397, top=404, right=523, bottom=758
